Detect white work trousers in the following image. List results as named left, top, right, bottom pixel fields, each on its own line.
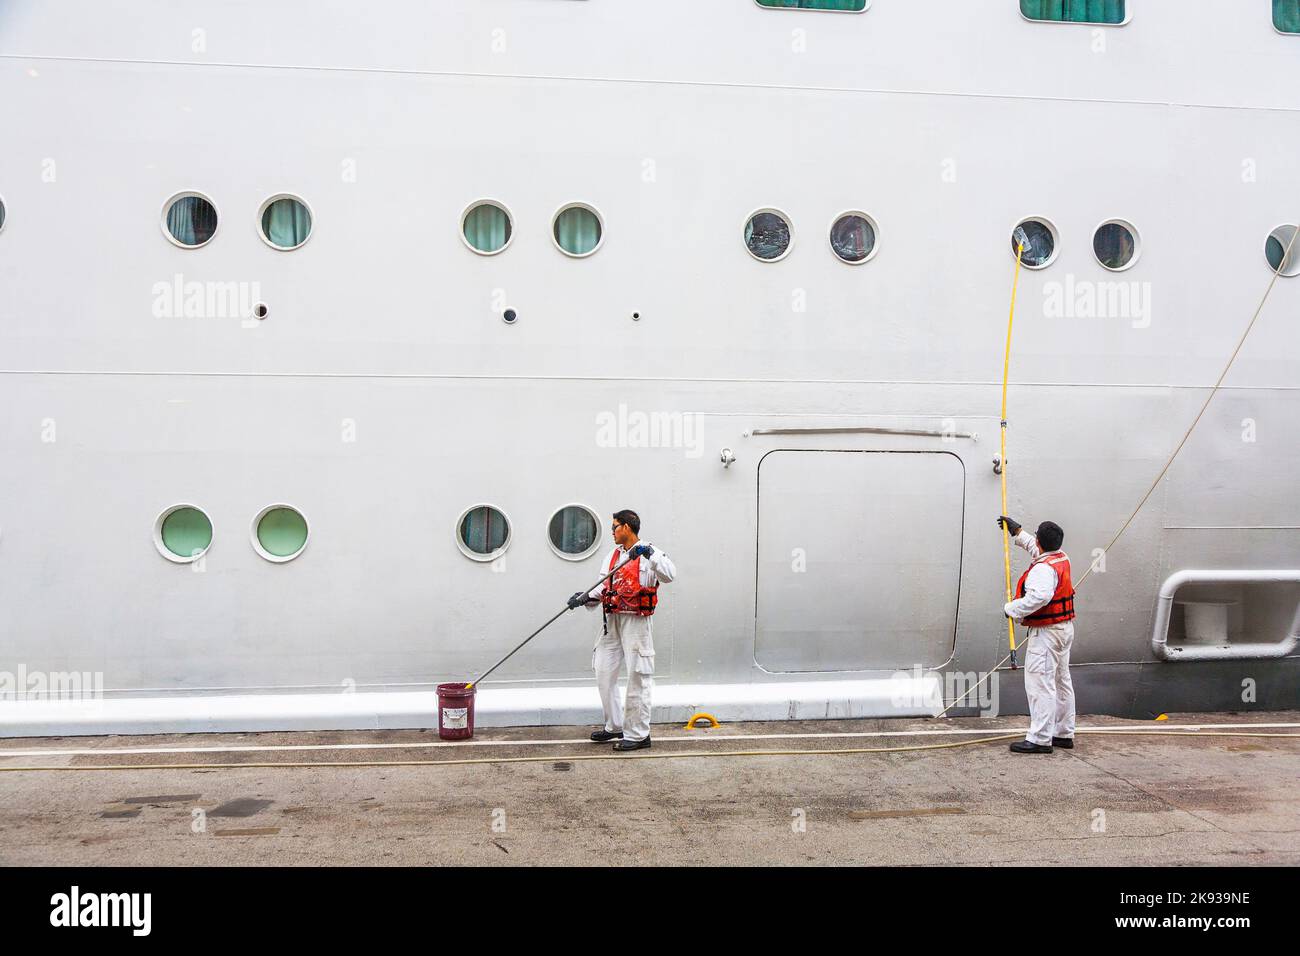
left=593, top=613, right=655, bottom=742
left=1023, top=621, right=1076, bottom=746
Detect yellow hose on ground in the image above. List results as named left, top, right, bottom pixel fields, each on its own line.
left=0, top=729, right=1293, bottom=772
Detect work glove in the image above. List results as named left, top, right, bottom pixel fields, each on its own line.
left=567, top=591, right=588, bottom=610
left=632, top=544, right=655, bottom=559
left=997, top=516, right=1022, bottom=536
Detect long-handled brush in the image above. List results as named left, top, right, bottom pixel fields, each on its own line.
left=1001, top=231, right=1028, bottom=669
left=464, top=550, right=643, bottom=690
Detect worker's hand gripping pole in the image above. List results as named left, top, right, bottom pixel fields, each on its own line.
left=465, top=550, right=642, bottom=690
left=1001, top=240, right=1025, bottom=669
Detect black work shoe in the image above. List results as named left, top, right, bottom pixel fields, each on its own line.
left=1009, top=739, right=1053, bottom=754
left=613, top=737, right=651, bottom=752
left=590, top=729, right=623, bottom=742
left=1051, top=736, right=1074, bottom=749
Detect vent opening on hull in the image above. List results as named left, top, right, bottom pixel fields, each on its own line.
left=1153, top=572, right=1300, bottom=661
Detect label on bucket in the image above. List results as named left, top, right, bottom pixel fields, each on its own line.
left=442, top=707, right=469, bottom=729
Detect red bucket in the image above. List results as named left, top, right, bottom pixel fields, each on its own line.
left=436, top=682, right=476, bottom=740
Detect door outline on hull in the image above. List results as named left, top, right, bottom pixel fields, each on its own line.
left=751, top=448, right=967, bottom=675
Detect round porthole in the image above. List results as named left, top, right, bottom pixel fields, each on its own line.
left=0, top=195, right=7, bottom=234
left=462, top=200, right=513, bottom=255
left=154, top=504, right=213, bottom=563
left=162, top=191, right=219, bottom=248
left=1265, top=224, right=1299, bottom=277
left=251, top=505, right=309, bottom=562
left=258, top=194, right=313, bottom=250
left=546, top=504, right=601, bottom=561
left=744, top=208, right=792, bottom=262
left=1093, top=219, right=1139, bottom=271
left=456, top=504, right=511, bottom=561
left=1011, top=217, right=1058, bottom=269
left=552, top=203, right=603, bottom=257
left=829, top=211, right=878, bottom=264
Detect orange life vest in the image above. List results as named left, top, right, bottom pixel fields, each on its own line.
left=1015, top=551, right=1075, bottom=627
left=601, top=549, right=658, bottom=617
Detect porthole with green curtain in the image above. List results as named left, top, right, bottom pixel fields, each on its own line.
left=154, top=504, right=214, bottom=563
left=1276, top=0, right=1300, bottom=32
left=456, top=504, right=511, bottom=561
left=162, top=192, right=219, bottom=248
left=755, top=0, right=867, bottom=11
left=552, top=204, right=603, bottom=257
left=1020, top=1, right=1126, bottom=25
left=462, top=200, right=513, bottom=255
left=252, top=505, right=310, bottom=562
left=258, top=195, right=313, bottom=250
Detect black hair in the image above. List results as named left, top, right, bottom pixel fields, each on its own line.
left=613, top=509, right=641, bottom=535
left=1036, top=520, right=1064, bottom=552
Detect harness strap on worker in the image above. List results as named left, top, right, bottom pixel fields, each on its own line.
left=1026, top=595, right=1075, bottom=622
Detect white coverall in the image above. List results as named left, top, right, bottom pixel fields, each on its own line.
left=585, top=543, right=676, bottom=742
left=1003, top=530, right=1075, bottom=747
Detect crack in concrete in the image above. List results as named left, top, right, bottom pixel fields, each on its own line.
left=1061, top=749, right=1272, bottom=854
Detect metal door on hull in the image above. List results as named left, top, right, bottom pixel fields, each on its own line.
left=755, top=450, right=964, bottom=672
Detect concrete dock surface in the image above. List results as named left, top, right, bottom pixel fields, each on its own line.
left=1, top=711, right=1297, bottom=866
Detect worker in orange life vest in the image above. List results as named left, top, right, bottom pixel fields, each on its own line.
left=998, top=516, right=1077, bottom=754
left=565, top=509, right=676, bottom=751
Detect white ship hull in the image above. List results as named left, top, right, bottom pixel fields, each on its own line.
left=1, top=0, right=1297, bottom=734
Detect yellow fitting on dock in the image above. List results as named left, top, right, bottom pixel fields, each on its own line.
left=684, top=712, right=720, bottom=729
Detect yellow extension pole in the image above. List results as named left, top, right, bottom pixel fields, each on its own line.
left=1001, top=242, right=1024, bottom=669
